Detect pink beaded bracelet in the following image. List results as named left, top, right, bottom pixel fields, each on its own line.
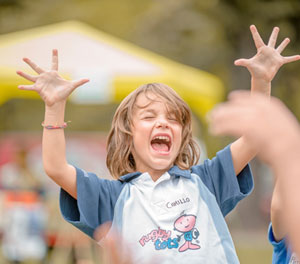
left=41, top=121, right=69, bottom=129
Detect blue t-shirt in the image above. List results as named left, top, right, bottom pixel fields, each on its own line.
left=268, top=223, right=299, bottom=264
left=60, top=145, right=253, bottom=264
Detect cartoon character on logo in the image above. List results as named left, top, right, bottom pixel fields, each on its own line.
left=174, top=214, right=200, bottom=252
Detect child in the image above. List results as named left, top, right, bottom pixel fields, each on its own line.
left=208, top=91, right=300, bottom=262
left=17, top=25, right=299, bottom=263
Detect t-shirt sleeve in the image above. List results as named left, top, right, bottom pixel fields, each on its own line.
left=191, top=144, right=253, bottom=216
left=59, top=166, right=124, bottom=238
left=268, top=223, right=290, bottom=264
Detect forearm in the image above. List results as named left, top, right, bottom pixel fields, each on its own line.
left=230, top=136, right=257, bottom=175
left=42, top=101, right=69, bottom=177
left=42, top=101, right=77, bottom=198
left=251, top=77, right=271, bottom=96
left=230, top=77, right=271, bottom=175
left=230, top=78, right=271, bottom=175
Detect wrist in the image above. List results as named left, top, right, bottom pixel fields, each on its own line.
left=45, top=100, right=66, bottom=113
left=44, top=101, right=66, bottom=124
left=251, top=77, right=271, bottom=96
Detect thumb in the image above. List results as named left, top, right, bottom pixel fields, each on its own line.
left=234, top=58, right=250, bottom=67
left=70, top=78, right=89, bottom=92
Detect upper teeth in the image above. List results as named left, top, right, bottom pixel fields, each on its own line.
left=154, top=136, right=170, bottom=142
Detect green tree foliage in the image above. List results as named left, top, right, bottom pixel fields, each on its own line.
left=0, top=0, right=300, bottom=142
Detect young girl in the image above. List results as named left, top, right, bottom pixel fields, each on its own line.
left=17, top=25, right=299, bottom=263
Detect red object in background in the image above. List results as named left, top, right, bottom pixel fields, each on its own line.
left=0, top=139, right=16, bottom=166
left=4, top=190, right=40, bottom=208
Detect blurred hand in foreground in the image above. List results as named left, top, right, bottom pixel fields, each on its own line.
left=208, top=90, right=300, bottom=164
left=208, top=90, right=300, bottom=257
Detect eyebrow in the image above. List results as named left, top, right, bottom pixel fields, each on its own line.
left=138, top=108, right=156, bottom=116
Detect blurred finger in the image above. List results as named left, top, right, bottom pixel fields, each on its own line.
left=228, top=90, right=271, bottom=107
left=250, top=25, right=265, bottom=50
left=282, top=55, right=300, bottom=64
left=95, top=223, right=133, bottom=264
left=51, top=49, right=58, bottom=71
left=104, top=236, right=133, bottom=264
left=16, top=70, right=37, bottom=82
left=209, top=105, right=248, bottom=136
left=227, top=90, right=252, bottom=101
left=267, top=26, right=279, bottom=48
left=94, top=222, right=112, bottom=242
left=18, top=84, right=35, bottom=91
left=103, top=236, right=123, bottom=264
left=23, top=58, right=45, bottom=74
left=276, top=38, right=290, bottom=54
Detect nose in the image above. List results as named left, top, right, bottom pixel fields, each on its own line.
left=156, top=119, right=169, bottom=128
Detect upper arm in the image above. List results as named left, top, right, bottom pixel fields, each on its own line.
left=230, top=137, right=257, bottom=175
left=60, top=168, right=124, bottom=238
left=271, top=183, right=286, bottom=242
left=48, top=164, right=77, bottom=199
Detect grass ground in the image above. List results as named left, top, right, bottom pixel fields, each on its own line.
left=233, top=229, right=273, bottom=264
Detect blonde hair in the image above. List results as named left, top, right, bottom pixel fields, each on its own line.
left=106, top=83, right=200, bottom=178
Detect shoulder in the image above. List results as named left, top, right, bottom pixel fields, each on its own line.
left=75, top=166, right=125, bottom=196
left=190, top=145, right=233, bottom=176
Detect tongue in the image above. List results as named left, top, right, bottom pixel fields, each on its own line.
left=152, top=143, right=169, bottom=152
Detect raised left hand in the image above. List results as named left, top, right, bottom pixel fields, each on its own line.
left=235, top=25, right=300, bottom=82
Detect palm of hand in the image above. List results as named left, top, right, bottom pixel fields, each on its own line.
left=235, top=25, right=300, bottom=82
left=17, top=49, right=89, bottom=106
left=35, top=71, right=74, bottom=106
left=247, top=46, right=284, bottom=81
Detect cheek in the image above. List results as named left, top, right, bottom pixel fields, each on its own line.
left=174, top=127, right=183, bottom=148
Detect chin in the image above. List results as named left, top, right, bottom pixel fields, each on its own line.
left=151, top=160, right=174, bottom=171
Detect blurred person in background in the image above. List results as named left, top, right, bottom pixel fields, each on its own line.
left=209, top=91, right=300, bottom=262
left=0, top=147, right=47, bottom=263
left=15, top=25, right=299, bottom=263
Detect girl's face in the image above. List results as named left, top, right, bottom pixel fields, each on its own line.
left=131, top=92, right=182, bottom=181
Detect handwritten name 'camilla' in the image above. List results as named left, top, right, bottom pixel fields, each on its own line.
left=166, top=197, right=190, bottom=209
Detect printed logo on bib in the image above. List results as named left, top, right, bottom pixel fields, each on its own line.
left=139, top=213, right=201, bottom=252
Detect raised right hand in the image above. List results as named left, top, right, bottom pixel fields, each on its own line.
left=17, top=49, right=89, bottom=106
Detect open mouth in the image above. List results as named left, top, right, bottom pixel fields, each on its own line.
left=151, top=135, right=171, bottom=153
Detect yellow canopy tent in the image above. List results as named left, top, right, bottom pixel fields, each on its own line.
left=0, top=20, right=224, bottom=122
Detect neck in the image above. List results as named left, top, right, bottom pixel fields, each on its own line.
left=139, top=168, right=169, bottom=182
left=150, top=172, right=164, bottom=182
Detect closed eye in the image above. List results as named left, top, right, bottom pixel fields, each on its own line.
left=168, top=116, right=179, bottom=122
left=143, top=116, right=155, bottom=120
